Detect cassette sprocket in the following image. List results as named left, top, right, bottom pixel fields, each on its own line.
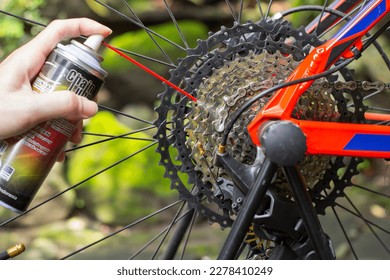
left=154, top=19, right=365, bottom=229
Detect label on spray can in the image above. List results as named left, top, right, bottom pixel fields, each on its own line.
left=0, top=36, right=107, bottom=213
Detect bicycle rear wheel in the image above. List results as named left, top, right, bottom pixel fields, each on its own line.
left=0, top=0, right=388, bottom=260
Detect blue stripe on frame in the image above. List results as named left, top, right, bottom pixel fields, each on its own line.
left=339, top=0, right=386, bottom=40
left=344, top=134, right=390, bottom=152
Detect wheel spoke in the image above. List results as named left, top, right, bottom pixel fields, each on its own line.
left=98, top=105, right=154, bottom=125
left=179, top=208, right=197, bottom=260
left=362, top=89, right=385, bottom=101
left=256, top=0, right=265, bottom=19
left=373, top=120, right=390, bottom=125
left=280, top=5, right=363, bottom=39
left=121, top=0, right=175, bottom=65
left=163, top=0, right=189, bottom=49
left=128, top=203, right=190, bottom=260
left=352, top=183, right=390, bottom=199
left=0, top=9, right=175, bottom=68
left=330, top=206, right=359, bottom=259
left=344, top=194, right=390, bottom=254
left=366, top=107, right=390, bottom=113
left=65, top=130, right=156, bottom=153
left=61, top=199, right=185, bottom=260
left=225, top=0, right=238, bottom=23
left=0, top=9, right=45, bottom=27
left=151, top=200, right=188, bottom=259
left=82, top=125, right=156, bottom=139
left=113, top=47, right=176, bottom=68
left=317, top=3, right=364, bottom=39
left=94, top=0, right=186, bottom=52
left=129, top=224, right=172, bottom=259
left=265, top=0, right=274, bottom=19
left=361, top=0, right=371, bottom=11
left=334, top=201, right=390, bottom=236
left=238, top=0, right=244, bottom=24
left=0, top=142, right=158, bottom=228
left=314, top=0, right=329, bottom=36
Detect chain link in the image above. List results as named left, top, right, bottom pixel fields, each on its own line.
left=325, top=80, right=388, bottom=91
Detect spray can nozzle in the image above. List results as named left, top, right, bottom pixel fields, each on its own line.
left=84, top=35, right=105, bottom=52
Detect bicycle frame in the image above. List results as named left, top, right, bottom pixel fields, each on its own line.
left=306, top=0, right=362, bottom=34
left=248, top=0, right=390, bottom=158
left=217, top=1, right=390, bottom=260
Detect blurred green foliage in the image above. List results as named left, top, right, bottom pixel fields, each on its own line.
left=67, top=111, right=172, bottom=225
left=290, top=0, right=325, bottom=28
left=0, top=0, right=47, bottom=58
left=86, top=0, right=164, bottom=17
left=103, top=20, right=208, bottom=73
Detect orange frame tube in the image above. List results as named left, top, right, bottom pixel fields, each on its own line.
left=247, top=0, right=390, bottom=158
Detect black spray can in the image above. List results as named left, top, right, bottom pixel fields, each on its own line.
left=0, top=35, right=107, bottom=213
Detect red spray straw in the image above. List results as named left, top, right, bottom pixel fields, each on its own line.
left=102, top=41, right=197, bottom=102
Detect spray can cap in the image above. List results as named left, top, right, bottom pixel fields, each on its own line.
left=84, top=34, right=105, bottom=52
left=56, top=34, right=107, bottom=78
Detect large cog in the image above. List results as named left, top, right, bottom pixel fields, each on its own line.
left=154, top=19, right=364, bottom=229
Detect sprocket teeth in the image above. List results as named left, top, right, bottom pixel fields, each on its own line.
left=154, top=18, right=363, bottom=229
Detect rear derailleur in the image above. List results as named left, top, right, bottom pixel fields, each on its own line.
left=215, top=121, right=335, bottom=260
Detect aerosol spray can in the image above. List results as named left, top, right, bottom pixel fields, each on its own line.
left=0, top=35, right=107, bottom=213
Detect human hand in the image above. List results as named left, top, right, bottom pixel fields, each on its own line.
left=0, top=18, right=111, bottom=140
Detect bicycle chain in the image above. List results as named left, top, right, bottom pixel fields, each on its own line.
left=155, top=19, right=314, bottom=228
left=186, top=52, right=337, bottom=199
left=154, top=19, right=380, bottom=230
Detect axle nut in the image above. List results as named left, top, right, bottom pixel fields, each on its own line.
left=259, top=121, right=307, bottom=166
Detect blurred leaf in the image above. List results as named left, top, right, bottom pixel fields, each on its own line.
left=0, top=0, right=47, bottom=58
left=102, top=20, right=208, bottom=73
left=67, top=111, right=172, bottom=224
left=290, top=0, right=323, bottom=27
left=85, top=0, right=110, bottom=17
left=0, top=18, right=24, bottom=38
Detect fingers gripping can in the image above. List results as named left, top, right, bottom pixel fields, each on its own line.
left=0, top=35, right=107, bottom=213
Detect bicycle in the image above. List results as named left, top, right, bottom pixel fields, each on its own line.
left=0, top=0, right=389, bottom=260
